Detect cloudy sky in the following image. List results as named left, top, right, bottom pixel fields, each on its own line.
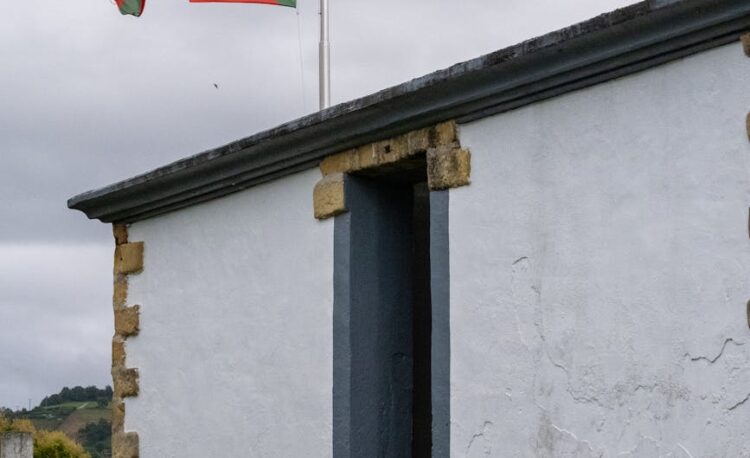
left=0, top=0, right=634, bottom=409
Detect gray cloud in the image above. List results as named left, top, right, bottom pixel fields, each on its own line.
left=1, top=0, right=632, bottom=407
left=0, top=244, right=112, bottom=408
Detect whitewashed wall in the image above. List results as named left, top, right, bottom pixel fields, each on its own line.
left=125, top=169, right=333, bottom=458
left=451, top=42, right=750, bottom=457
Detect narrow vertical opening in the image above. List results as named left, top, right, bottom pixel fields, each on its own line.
left=333, top=161, right=442, bottom=457
left=411, top=182, right=432, bottom=457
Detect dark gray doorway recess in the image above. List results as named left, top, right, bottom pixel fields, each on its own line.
left=333, top=170, right=449, bottom=458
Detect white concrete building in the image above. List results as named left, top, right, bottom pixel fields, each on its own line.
left=0, top=433, right=33, bottom=458
left=70, top=1, right=750, bottom=456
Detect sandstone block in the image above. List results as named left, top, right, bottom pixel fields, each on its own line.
left=113, top=367, right=139, bottom=398
left=314, top=173, right=347, bottom=220
left=114, top=243, right=144, bottom=275
left=112, top=432, right=139, bottom=458
left=115, top=305, right=140, bottom=337
left=427, top=147, right=471, bottom=190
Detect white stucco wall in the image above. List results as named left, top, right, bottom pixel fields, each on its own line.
left=450, top=42, right=750, bottom=457
left=125, top=169, right=333, bottom=457
left=0, top=433, right=33, bottom=458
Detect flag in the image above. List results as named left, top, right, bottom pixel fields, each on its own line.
left=189, top=0, right=296, bottom=7
left=116, top=0, right=146, bottom=16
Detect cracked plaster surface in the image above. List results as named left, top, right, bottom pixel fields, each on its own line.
left=449, top=43, right=750, bottom=457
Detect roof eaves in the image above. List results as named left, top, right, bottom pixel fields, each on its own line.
left=68, top=0, right=750, bottom=223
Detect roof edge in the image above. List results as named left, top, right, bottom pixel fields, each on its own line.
left=69, top=0, right=750, bottom=223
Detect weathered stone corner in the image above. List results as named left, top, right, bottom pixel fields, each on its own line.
left=427, top=146, right=471, bottom=190
left=113, top=367, right=140, bottom=398
left=314, top=173, right=347, bottom=220
left=113, top=224, right=129, bottom=246
left=112, top=338, right=126, bottom=368
left=114, top=277, right=129, bottom=309
left=112, top=432, right=139, bottom=458
left=112, top=399, right=126, bottom=432
left=313, top=120, right=470, bottom=219
left=114, top=242, right=144, bottom=275
left=115, top=305, right=141, bottom=337
left=110, top=223, right=143, bottom=458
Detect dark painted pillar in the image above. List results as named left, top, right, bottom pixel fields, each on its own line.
left=429, top=190, right=450, bottom=458
left=334, top=176, right=415, bottom=458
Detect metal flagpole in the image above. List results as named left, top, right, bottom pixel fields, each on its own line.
left=319, top=0, right=331, bottom=110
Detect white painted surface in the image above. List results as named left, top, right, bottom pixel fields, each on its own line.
left=0, top=433, right=32, bottom=458
left=451, top=43, right=750, bottom=457
left=126, top=169, right=333, bottom=458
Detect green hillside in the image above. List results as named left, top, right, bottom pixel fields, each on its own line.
left=4, top=386, right=113, bottom=458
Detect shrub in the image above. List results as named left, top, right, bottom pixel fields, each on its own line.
left=33, top=431, right=90, bottom=458
left=0, top=414, right=89, bottom=457
left=0, top=415, right=35, bottom=433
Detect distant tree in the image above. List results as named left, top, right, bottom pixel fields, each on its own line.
left=46, top=394, right=62, bottom=406
left=84, top=387, right=98, bottom=401
left=36, top=385, right=114, bottom=409
left=78, top=420, right=111, bottom=457
left=70, top=387, right=86, bottom=402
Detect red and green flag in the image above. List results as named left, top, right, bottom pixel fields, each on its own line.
left=116, top=0, right=146, bottom=16
left=115, top=0, right=296, bottom=17
left=189, top=0, right=296, bottom=7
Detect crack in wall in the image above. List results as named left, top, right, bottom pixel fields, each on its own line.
left=684, top=338, right=743, bottom=364
left=550, top=424, right=602, bottom=455
left=541, top=342, right=607, bottom=408
left=727, top=392, right=750, bottom=411
left=507, top=251, right=749, bottom=455
left=511, top=255, right=609, bottom=410
left=465, top=421, right=493, bottom=456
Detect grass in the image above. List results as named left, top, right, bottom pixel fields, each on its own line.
left=58, top=409, right=112, bottom=440
left=40, top=402, right=98, bottom=410
left=27, top=402, right=110, bottom=432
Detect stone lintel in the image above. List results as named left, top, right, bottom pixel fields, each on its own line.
left=314, top=120, right=469, bottom=219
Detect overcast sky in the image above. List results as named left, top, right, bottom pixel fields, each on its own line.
left=0, top=0, right=634, bottom=409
